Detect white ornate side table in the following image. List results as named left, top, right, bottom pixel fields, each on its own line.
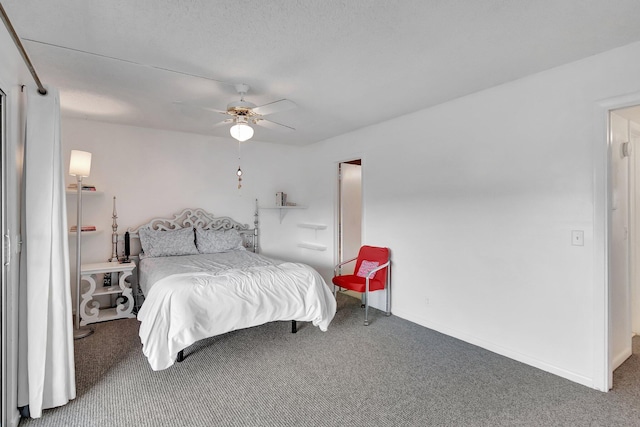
left=79, top=261, right=136, bottom=326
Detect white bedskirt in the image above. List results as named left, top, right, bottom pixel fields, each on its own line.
left=138, top=262, right=336, bottom=370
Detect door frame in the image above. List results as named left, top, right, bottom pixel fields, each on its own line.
left=593, top=91, right=640, bottom=391
left=608, top=108, right=633, bottom=371
left=335, top=156, right=364, bottom=270
left=1, top=86, right=8, bottom=426
left=630, top=128, right=640, bottom=335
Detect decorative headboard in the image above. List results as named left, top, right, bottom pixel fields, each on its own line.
left=128, top=203, right=259, bottom=254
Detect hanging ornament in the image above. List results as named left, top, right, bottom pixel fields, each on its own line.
left=237, top=141, right=243, bottom=190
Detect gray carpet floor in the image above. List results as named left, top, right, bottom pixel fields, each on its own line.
left=18, top=293, right=640, bottom=426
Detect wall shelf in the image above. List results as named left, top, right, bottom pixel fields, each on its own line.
left=297, top=223, right=327, bottom=252
left=65, top=189, right=103, bottom=196
left=68, top=228, right=103, bottom=236
left=260, top=206, right=307, bottom=209
left=297, top=242, right=327, bottom=251
left=260, top=205, right=307, bottom=223
left=297, top=223, right=327, bottom=230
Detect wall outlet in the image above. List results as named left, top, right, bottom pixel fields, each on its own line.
left=571, top=230, right=584, bottom=246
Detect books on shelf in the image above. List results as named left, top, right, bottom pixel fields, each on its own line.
left=275, top=192, right=297, bottom=207
left=68, top=183, right=97, bottom=191
left=70, top=225, right=97, bottom=232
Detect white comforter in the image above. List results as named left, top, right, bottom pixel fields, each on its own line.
left=138, top=259, right=336, bottom=370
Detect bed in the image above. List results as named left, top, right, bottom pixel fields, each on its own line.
left=129, top=206, right=336, bottom=371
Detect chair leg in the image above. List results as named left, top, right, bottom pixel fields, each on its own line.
left=385, top=266, right=391, bottom=317
left=364, top=289, right=369, bottom=326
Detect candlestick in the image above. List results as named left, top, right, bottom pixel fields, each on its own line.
left=124, top=231, right=130, bottom=261
left=110, top=196, right=118, bottom=262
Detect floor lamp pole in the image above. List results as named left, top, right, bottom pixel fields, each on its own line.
left=74, top=175, right=93, bottom=339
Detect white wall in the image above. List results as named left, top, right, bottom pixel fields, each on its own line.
left=0, top=24, right=28, bottom=427
left=60, top=118, right=309, bottom=303
left=283, top=41, right=640, bottom=389
left=59, top=41, right=640, bottom=391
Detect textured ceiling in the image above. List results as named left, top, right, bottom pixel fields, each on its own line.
left=3, top=0, right=640, bottom=145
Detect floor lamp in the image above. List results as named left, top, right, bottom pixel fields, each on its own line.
left=69, top=150, right=94, bottom=340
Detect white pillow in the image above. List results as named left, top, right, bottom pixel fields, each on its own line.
left=196, top=228, right=245, bottom=254
left=138, top=227, right=199, bottom=257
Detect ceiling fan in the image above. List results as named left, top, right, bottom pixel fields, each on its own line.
left=209, top=83, right=296, bottom=142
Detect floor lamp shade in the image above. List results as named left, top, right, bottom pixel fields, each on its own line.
left=69, top=150, right=91, bottom=177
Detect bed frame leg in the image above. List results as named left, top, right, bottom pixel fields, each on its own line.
left=177, top=350, right=184, bottom=362
left=291, top=320, right=297, bottom=334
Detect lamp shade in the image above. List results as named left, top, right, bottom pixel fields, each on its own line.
left=230, top=123, right=254, bottom=142
left=69, top=150, right=92, bottom=177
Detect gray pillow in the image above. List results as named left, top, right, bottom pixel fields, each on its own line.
left=196, top=228, right=245, bottom=254
left=138, top=227, right=199, bottom=257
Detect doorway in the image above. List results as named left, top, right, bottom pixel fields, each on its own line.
left=337, top=159, right=362, bottom=275
left=1, top=88, right=8, bottom=426
left=609, top=105, right=640, bottom=379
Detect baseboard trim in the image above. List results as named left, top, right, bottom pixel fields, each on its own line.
left=392, top=308, right=596, bottom=390
left=9, top=410, right=20, bottom=427
left=612, top=346, right=632, bottom=371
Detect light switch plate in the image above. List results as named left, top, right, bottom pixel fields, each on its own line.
left=571, top=230, right=584, bottom=246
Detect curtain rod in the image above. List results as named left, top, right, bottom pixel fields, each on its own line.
left=0, top=2, right=47, bottom=95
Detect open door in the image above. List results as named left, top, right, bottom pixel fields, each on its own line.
left=338, top=160, right=362, bottom=274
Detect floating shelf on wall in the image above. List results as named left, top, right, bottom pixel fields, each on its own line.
left=297, top=223, right=327, bottom=230
left=65, top=189, right=104, bottom=196
left=68, top=229, right=103, bottom=236
left=297, top=222, right=327, bottom=251
left=260, top=205, right=307, bottom=223
left=261, top=206, right=307, bottom=210
left=297, top=242, right=327, bottom=251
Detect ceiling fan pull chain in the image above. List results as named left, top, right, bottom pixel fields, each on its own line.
left=237, top=141, right=243, bottom=190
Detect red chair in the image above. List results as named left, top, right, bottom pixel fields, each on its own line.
left=332, top=245, right=391, bottom=326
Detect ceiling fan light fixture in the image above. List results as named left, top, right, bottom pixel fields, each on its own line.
left=230, top=122, right=254, bottom=142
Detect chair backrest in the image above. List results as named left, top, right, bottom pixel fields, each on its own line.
left=354, top=245, right=389, bottom=286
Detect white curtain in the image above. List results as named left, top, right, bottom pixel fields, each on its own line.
left=17, top=86, right=75, bottom=418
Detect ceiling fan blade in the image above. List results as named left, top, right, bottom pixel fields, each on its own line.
left=171, top=101, right=227, bottom=115
left=206, top=107, right=229, bottom=115
left=254, top=118, right=295, bottom=132
left=252, top=99, right=297, bottom=116
left=213, top=118, right=233, bottom=127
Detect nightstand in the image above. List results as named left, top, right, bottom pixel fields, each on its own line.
left=79, top=261, right=136, bottom=325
